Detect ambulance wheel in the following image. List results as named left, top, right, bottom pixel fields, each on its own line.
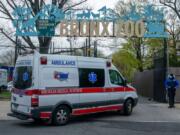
left=53, top=105, right=70, bottom=126
left=123, top=99, right=133, bottom=116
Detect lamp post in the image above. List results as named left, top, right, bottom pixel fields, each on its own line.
left=67, top=37, right=73, bottom=55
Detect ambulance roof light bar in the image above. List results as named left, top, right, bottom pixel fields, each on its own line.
left=40, top=56, right=47, bottom=65
left=106, top=61, right=111, bottom=67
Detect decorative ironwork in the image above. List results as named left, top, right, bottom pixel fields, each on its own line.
left=12, top=4, right=168, bottom=38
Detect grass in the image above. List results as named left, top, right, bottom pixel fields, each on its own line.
left=0, top=91, right=11, bottom=99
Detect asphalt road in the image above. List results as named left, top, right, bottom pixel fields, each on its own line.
left=1, top=116, right=180, bottom=135
left=1, top=98, right=180, bottom=135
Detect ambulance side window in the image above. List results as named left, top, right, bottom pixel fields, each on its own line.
left=109, top=70, right=124, bottom=86
left=79, top=68, right=105, bottom=87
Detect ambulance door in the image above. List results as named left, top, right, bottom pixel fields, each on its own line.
left=39, top=66, right=79, bottom=107
left=78, top=68, right=108, bottom=108
left=108, top=69, right=125, bottom=105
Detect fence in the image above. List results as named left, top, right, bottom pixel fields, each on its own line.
left=133, top=67, right=180, bottom=103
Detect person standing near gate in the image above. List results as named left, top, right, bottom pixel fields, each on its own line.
left=165, top=74, right=179, bottom=108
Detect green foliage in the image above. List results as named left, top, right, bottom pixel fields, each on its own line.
left=0, top=91, right=11, bottom=99
left=169, top=45, right=180, bottom=67
left=144, top=38, right=163, bottom=69
left=112, top=0, right=180, bottom=81
left=112, top=38, right=163, bottom=81
left=112, top=48, right=138, bottom=82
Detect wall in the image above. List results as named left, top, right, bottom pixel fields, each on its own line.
left=133, top=68, right=180, bottom=102
left=133, top=70, right=154, bottom=99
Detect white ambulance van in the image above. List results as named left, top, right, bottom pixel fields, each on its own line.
left=8, top=51, right=138, bottom=125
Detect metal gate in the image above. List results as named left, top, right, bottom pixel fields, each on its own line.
left=153, top=49, right=167, bottom=102
left=153, top=68, right=166, bottom=102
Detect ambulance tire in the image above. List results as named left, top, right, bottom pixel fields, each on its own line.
left=123, top=99, right=133, bottom=116
left=52, top=105, right=70, bottom=126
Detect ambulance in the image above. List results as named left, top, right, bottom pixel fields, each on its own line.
left=8, top=51, right=138, bottom=125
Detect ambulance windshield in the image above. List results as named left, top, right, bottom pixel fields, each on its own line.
left=13, top=66, right=32, bottom=89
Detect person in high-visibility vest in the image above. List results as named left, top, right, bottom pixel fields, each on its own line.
left=165, top=74, right=179, bottom=108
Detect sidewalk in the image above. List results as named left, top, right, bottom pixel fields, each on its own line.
left=139, top=96, right=180, bottom=109
left=0, top=101, right=15, bottom=120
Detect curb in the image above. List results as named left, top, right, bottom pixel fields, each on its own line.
left=0, top=97, right=10, bottom=101
left=175, top=104, right=180, bottom=109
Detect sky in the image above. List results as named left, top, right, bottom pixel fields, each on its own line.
left=86, top=0, right=117, bottom=10
left=0, top=0, right=123, bottom=57
left=51, top=0, right=124, bottom=56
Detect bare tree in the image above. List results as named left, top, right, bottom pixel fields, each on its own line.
left=166, top=12, right=180, bottom=47
left=0, top=0, right=87, bottom=54
left=160, top=0, right=180, bottom=20
left=0, top=50, right=15, bottom=66
left=164, top=10, right=180, bottom=65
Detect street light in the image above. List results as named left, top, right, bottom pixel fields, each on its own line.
left=67, top=37, right=73, bottom=55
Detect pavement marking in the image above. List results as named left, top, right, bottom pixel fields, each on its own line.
left=131, top=120, right=180, bottom=123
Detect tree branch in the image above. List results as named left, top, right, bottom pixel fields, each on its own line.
left=0, top=29, right=16, bottom=45
left=0, top=1, right=14, bottom=20
left=22, top=36, right=36, bottom=49
left=6, top=0, right=16, bottom=10
left=0, top=16, right=11, bottom=20
left=160, top=0, right=180, bottom=19
left=64, top=0, right=87, bottom=12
